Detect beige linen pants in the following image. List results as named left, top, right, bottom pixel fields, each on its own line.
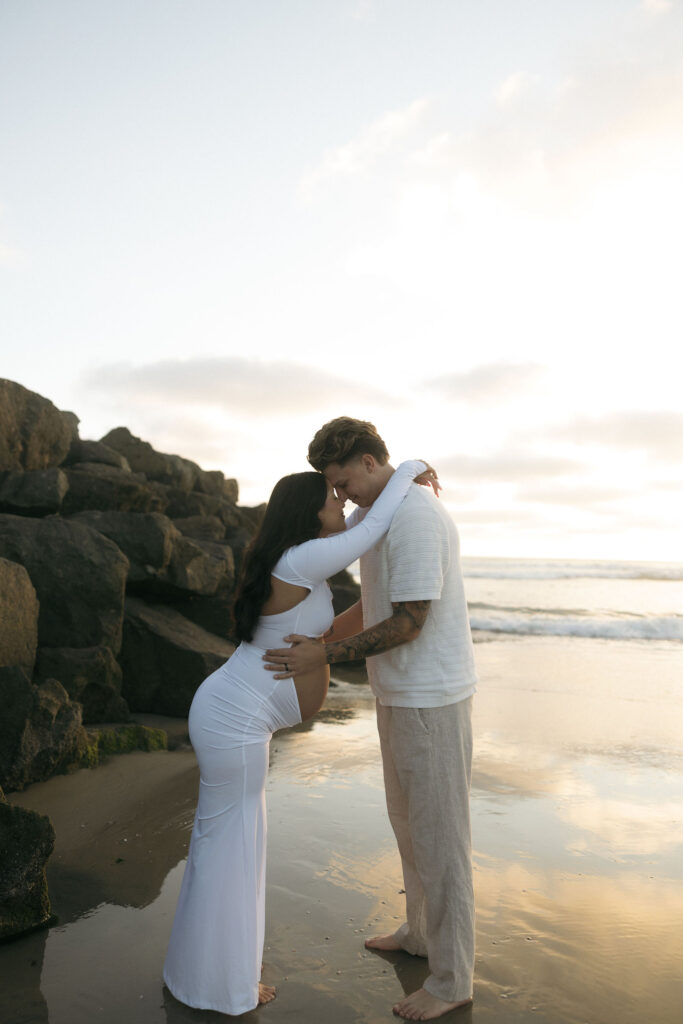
left=376, top=696, right=474, bottom=1003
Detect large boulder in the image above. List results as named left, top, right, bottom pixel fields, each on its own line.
left=34, top=646, right=130, bottom=724
left=164, top=536, right=234, bottom=598
left=0, top=558, right=39, bottom=674
left=173, top=515, right=226, bottom=542
left=61, top=463, right=161, bottom=515
left=120, top=597, right=234, bottom=716
left=0, top=669, right=85, bottom=792
left=0, top=467, right=69, bottom=516
left=63, top=438, right=131, bottom=471
left=172, top=593, right=235, bottom=639
left=67, top=510, right=176, bottom=584
left=0, top=379, right=72, bottom=472
left=194, top=469, right=239, bottom=503
left=0, top=794, right=56, bottom=940
left=0, top=515, right=129, bottom=653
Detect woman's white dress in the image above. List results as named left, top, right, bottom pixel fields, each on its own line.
left=162, top=461, right=424, bottom=1015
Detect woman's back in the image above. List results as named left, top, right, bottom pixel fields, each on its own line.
left=248, top=578, right=333, bottom=652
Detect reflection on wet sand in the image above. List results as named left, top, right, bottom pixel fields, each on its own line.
left=2, top=638, right=683, bottom=1024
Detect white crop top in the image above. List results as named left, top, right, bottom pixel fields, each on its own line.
left=247, top=460, right=426, bottom=651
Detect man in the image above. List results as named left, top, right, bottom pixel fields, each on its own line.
left=264, top=417, right=477, bottom=1021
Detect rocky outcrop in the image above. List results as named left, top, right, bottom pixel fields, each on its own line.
left=120, top=597, right=235, bottom=716
left=0, top=379, right=72, bottom=472
left=0, top=515, right=129, bottom=653
left=0, top=379, right=360, bottom=796
left=0, top=791, right=56, bottom=940
left=0, top=669, right=86, bottom=793
left=34, top=646, right=129, bottom=725
left=0, top=558, right=39, bottom=674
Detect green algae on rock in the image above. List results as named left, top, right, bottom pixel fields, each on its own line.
left=80, top=724, right=168, bottom=769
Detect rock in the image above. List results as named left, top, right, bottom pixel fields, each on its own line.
left=0, top=669, right=86, bottom=792
left=172, top=593, right=235, bottom=639
left=67, top=510, right=176, bottom=584
left=224, top=505, right=265, bottom=577
left=100, top=427, right=200, bottom=491
left=149, top=482, right=241, bottom=529
left=0, top=379, right=72, bottom=472
left=68, top=510, right=234, bottom=599
left=193, top=469, right=238, bottom=502
left=0, top=467, right=69, bottom=516
left=330, top=569, right=361, bottom=615
left=173, top=515, right=226, bottom=542
left=60, top=409, right=80, bottom=446
left=80, top=722, right=168, bottom=768
left=234, top=503, right=266, bottom=531
left=0, top=558, right=39, bottom=674
left=164, top=535, right=234, bottom=598
left=120, top=597, right=234, bottom=716
left=0, top=795, right=55, bottom=940
left=222, top=478, right=239, bottom=504
left=63, top=438, right=131, bottom=471
left=34, top=646, right=130, bottom=725
left=0, top=515, right=129, bottom=653
left=0, top=668, right=33, bottom=792
left=193, top=468, right=226, bottom=496
left=61, top=463, right=161, bottom=515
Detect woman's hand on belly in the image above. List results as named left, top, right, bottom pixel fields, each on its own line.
left=263, top=635, right=326, bottom=679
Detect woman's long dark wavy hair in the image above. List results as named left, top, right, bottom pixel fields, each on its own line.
left=232, top=471, right=329, bottom=643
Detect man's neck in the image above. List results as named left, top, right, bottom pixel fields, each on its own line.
left=370, top=462, right=395, bottom=502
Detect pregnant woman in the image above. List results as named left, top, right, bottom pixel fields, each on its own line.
left=162, top=458, right=433, bottom=1015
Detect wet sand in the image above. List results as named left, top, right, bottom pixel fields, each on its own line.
left=3, top=637, right=683, bottom=1024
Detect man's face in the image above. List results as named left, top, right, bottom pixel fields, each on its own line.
left=323, top=456, right=381, bottom=508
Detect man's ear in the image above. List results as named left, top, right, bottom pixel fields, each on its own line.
left=360, top=453, right=377, bottom=473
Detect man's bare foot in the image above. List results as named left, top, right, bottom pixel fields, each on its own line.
left=364, top=932, right=404, bottom=951
left=393, top=988, right=472, bottom=1020
left=258, top=982, right=277, bottom=1005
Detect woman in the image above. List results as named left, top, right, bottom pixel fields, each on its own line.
left=162, top=458, right=431, bottom=1015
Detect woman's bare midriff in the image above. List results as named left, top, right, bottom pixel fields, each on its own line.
left=262, top=576, right=329, bottom=721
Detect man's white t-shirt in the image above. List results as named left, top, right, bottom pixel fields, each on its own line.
left=357, top=483, right=477, bottom=708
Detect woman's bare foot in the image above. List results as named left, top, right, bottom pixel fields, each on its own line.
left=364, top=932, right=404, bottom=951
left=393, top=988, right=472, bottom=1020
left=258, top=982, right=277, bottom=1005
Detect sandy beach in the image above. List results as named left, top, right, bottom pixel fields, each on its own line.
left=3, top=636, right=683, bottom=1024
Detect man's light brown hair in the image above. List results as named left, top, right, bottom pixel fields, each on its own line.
left=307, top=417, right=390, bottom=471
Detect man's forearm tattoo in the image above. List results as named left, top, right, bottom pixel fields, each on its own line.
left=324, top=600, right=430, bottom=664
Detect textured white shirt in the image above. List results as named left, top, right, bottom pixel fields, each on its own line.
left=358, top=484, right=478, bottom=708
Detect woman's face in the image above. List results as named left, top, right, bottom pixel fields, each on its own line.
left=317, top=483, right=346, bottom=536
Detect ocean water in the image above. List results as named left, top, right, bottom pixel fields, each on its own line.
left=463, top=557, right=683, bottom=643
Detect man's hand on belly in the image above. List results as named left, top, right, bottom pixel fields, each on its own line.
left=263, top=600, right=430, bottom=677
left=262, top=636, right=326, bottom=679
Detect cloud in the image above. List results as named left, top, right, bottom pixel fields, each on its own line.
left=426, top=362, right=545, bottom=403
left=82, top=357, right=396, bottom=416
left=641, top=0, right=673, bottom=15
left=495, top=71, right=539, bottom=107
left=517, top=482, right=637, bottom=507
left=299, top=98, right=430, bottom=198
left=438, top=451, right=584, bottom=483
left=348, top=0, right=375, bottom=22
left=548, top=411, right=683, bottom=461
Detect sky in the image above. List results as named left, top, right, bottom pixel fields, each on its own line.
left=1, top=0, right=682, bottom=561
